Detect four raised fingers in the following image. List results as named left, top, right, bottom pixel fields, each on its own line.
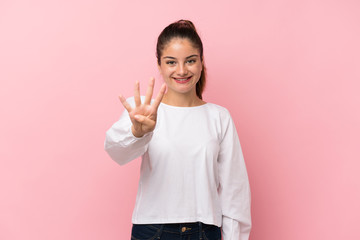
left=118, top=78, right=165, bottom=137
left=119, top=78, right=166, bottom=116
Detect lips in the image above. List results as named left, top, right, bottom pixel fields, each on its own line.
left=173, top=76, right=192, bottom=84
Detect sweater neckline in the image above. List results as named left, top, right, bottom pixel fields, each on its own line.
left=160, top=102, right=208, bottom=109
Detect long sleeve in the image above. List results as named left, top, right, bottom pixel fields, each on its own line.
left=218, top=112, right=251, bottom=240
left=104, top=98, right=153, bottom=165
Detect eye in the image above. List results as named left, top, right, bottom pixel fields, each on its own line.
left=186, top=59, right=196, bottom=64
left=166, top=61, right=176, bottom=65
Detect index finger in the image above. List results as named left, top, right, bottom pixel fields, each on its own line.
left=151, top=83, right=166, bottom=110
left=118, top=94, right=132, bottom=113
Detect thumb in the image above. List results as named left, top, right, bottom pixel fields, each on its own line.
left=134, top=114, right=144, bottom=121
left=134, top=115, right=154, bottom=126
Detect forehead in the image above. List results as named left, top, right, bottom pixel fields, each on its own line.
left=162, top=38, right=200, bottom=57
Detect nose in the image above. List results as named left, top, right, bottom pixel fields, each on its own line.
left=176, top=63, right=188, bottom=76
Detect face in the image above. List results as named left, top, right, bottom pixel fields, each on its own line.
left=158, top=38, right=203, bottom=97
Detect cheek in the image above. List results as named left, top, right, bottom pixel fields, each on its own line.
left=161, top=68, right=170, bottom=76
left=192, top=64, right=203, bottom=74
left=159, top=68, right=172, bottom=81
left=162, top=66, right=175, bottom=76
left=158, top=65, right=166, bottom=76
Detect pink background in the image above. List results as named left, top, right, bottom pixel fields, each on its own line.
left=1, top=0, right=359, bottom=239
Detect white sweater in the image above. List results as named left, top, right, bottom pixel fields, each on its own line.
left=104, top=97, right=251, bottom=240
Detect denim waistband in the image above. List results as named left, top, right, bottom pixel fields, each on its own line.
left=133, top=222, right=217, bottom=235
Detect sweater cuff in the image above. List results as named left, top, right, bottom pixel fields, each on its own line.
left=124, top=127, right=153, bottom=146
left=222, top=216, right=242, bottom=240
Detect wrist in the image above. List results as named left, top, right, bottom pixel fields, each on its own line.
left=131, top=126, right=144, bottom=138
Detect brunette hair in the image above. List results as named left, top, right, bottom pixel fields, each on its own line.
left=156, top=20, right=206, bottom=99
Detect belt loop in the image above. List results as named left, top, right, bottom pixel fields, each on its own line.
left=157, top=224, right=164, bottom=239
left=199, top=222, right=203, bottom=240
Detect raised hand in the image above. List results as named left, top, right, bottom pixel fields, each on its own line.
left=119, top=77, right=166, bottom=138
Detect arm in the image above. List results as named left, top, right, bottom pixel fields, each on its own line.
left=104, top=78, right=166, bottom=165
left=218, top=112, right=252, bottom=240
left=104, top=105, right=154, bottom=165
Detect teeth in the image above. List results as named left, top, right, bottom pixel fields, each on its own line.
left=174, top=77, right=190, bottom=81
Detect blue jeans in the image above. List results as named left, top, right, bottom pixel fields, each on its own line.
left=131, top=222, right=221, bottom=240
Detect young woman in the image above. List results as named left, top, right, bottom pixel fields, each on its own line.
left=105, top=20, right=251, bottom=240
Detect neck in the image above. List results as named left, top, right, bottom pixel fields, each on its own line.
left=162, top=90, right=205, bottom=107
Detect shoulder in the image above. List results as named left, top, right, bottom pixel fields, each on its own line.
left=205, top=102, right=232, bottom=119
left=203, top=102, right=235, bottom=128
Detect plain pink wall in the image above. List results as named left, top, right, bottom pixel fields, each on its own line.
left=1, top=0, right=359, bottom=239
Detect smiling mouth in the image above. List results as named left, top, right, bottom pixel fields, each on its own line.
left=173, top=76, right=192, bottom=83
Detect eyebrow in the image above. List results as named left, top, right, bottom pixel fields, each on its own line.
left=163, top=54, right=199, bottom=59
